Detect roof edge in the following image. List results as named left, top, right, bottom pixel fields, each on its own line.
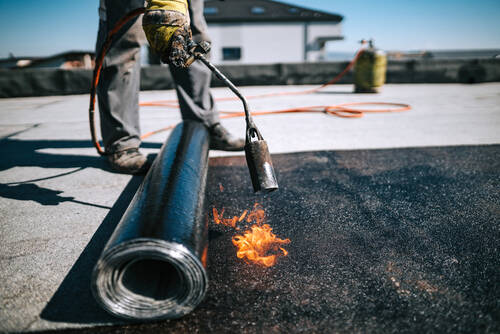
left=204, top=0, right=343, bottom=23
left=269, top=0, right=343, bottom=21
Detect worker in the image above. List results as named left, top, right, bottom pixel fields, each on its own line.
left=96, top=0, right=244, bottom=174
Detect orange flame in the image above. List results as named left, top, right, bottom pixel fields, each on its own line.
left=246, top=202, right=266, bottom=225
left=213, top=207, right=247, bottom=229
left=232, top=224, right=290, bottom=267
left=212, top=202, right=290, bottom=267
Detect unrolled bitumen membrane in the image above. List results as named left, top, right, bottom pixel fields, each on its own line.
left=58, top=145, right=499, bottom=333
left=91, top=121, right=210, bottom=320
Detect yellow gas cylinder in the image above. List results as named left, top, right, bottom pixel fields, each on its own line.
left=354, top=40, right=387, bottom=93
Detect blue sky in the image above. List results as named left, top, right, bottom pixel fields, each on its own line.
left=1, top=0, right=499, bottom=58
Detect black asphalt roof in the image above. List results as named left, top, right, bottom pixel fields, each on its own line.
left=204, top=0, right=343, bottom=23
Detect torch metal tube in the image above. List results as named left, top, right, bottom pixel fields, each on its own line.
left=91, top=121, right=210, bottom=320
left=196, top=54, right=278, bottom=193
left=196, top=54, right=253, bottom=126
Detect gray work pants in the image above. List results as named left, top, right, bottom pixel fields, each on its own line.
left=96, top=0, right=219, bottom=153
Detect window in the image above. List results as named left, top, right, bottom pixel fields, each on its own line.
left=222, top=47, right=242, bottom=61
left=204, top=7, right=218, bottom=15
left=288, top=7, right=299, bottom=14
left=251, top=6, right=266, bottom=14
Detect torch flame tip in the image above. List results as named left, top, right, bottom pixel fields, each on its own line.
left=212, top=202, right=290, bottom=267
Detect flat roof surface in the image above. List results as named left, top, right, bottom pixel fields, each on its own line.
left=1, top=83, right=499, bottom=332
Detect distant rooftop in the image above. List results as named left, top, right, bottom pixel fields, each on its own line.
left=203, top=0, right=343, bottom=23
left=0, top=50, right=94, bottom=69
left=386, top=49, right=500, bottom=61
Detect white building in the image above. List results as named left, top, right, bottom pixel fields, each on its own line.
left=204, top=0, right=344, bottom=64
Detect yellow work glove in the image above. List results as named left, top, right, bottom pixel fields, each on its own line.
left=142, top=0, right=193, bottom=67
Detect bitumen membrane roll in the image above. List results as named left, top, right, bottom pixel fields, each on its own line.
left=91, top=121, right=210, bottom=320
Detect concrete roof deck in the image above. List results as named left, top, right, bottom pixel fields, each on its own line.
left=0, top=83, right=499, bottom=333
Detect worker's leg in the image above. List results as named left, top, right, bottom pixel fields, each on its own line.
left=169, top=0, right=220, bottom=127
left=169, top=62, right=220, bottom=127
left=96, top=0, right=145, bottom=153
left=169, top=0, right=243, bottom=150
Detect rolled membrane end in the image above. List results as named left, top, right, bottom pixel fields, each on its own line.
left=91, top=239, right=208, bottom=320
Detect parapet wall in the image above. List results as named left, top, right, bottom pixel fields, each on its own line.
left=1, top=58, right=499, bottom=98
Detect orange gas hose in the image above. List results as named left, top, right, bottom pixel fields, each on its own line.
left=138, top=45, right=411, bottom=140
left=140, top=43, right=365, bottom=108
left=89, top=8, right=411, bottom=153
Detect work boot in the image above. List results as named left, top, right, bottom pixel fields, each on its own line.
left=209, top=123, right=245, bottom=151
left=107, top=148, right=151, bottom=175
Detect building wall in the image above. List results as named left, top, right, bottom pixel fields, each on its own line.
left=208, top=22, right=303, bottom=64
left=306, top=22, right=343, bottom=43
left=207, top=21, right=342, bottom=64
left=305, top=22, right=343, bottom=61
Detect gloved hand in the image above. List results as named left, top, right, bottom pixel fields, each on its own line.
left=142, top=0, right=194, bottom=67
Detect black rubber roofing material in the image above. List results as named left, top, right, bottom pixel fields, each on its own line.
left=37, top=145, right=500, bottom=334
left=91, top=121, right=210, bottom=320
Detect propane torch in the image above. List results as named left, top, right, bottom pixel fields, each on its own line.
left=187, top=41, right=278, bottom=193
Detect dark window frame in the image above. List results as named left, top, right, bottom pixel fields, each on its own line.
left=251, top=6, right=266, bottom=14
left=204, top=7, right=219, bottom=15
left=222, top=47, right=242, bottom=61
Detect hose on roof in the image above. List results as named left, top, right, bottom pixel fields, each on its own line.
left=89, top=8, right=411, bottom=155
